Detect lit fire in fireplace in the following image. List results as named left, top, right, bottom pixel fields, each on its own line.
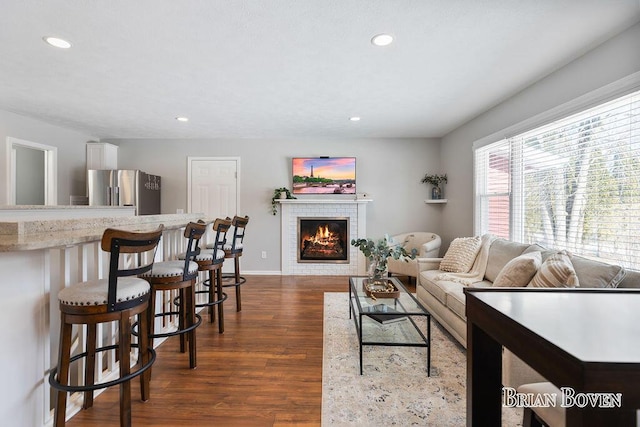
left=298, top=218, right=348, bottom=262
left=311, top=225, right=335, bottom=245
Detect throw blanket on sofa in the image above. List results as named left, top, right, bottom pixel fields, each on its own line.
left=435, top=234, right=497, bottom=286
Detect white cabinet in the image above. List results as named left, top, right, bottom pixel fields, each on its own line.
left=86, top=142, right=118, bottom=169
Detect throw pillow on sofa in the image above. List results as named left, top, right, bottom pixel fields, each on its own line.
left=529, top=250, right=579, bottom=288
left=570, top=255, right=625, bottom=288
left=440, top=236, right=482, bottom=273
left=493, top=251, right=542, bottom=287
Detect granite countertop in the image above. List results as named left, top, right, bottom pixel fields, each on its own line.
left=0, top=205, right=138, bottom=221
left=0, top=205, right=133, bottom=210
left=0, top=213, right=209, bottom=252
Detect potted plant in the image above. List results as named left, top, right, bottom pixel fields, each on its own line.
left=271, top=187, right=296, bottom=215
left=351, top=237, right=416, bottom=283
left=421, top=173, right=448, bottom=199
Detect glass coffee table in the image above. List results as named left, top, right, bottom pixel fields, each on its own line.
left=349, top=276, right=431, bottom=375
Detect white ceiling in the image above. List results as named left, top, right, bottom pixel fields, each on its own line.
left=1, top=1, right=639, bottom=140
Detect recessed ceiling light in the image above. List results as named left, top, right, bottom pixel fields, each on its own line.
left=43, top=36, right=71, bottom=49
left=371, top=33, right=393, bottom=47
left=349, top=117, right=361, bottom=122
left=176, top=116, right=189, bottom=122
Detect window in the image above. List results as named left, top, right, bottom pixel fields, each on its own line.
left=475, top=88, right=640, bottom=269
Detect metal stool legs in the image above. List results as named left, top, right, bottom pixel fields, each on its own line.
left=221, top=253, right=246, bottom=312
left=146, top=280, right=201, bottom=369
left=196, top=263, right=226, bottom=333
left=50, top=304, right=156, bottom=427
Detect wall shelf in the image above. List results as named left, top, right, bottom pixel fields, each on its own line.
left=424, top=199, right=447, bottom=204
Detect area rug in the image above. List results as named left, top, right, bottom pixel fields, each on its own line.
left=321, top=292, right=522, bottom=426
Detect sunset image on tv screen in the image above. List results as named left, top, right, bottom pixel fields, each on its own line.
left=292, top=157, right=356, bottom=194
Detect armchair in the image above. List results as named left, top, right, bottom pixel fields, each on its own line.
left=387, top=232, right=441, bottom=283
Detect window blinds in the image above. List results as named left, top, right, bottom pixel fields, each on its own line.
left=474, top=139, right=511, bottom=239
left=475, top=88, right=640, bottom=269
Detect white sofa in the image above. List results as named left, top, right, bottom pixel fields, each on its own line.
left=386, top=232, right=441, bottom=282
left=416, top=237, right=640, bottom=388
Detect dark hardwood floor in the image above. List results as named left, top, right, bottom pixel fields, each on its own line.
left=65, top=275, right=414, bottom=426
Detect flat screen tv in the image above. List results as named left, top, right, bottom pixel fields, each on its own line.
left=292, top=157, right=356, bottom=194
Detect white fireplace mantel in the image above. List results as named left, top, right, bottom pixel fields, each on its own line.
left=277, top=198, right=373, bottom=205
left=279, top=198, right=372, bottom=275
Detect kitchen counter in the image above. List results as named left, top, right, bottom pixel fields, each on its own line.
left=0, top=205, right=137, bottom=220
left=0, top=205, right=130, bottom=209
left=0, top=213, right=207, bottom=251
left=0, top=211, right=211, bottom=426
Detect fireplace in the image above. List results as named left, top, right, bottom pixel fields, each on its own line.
left=280, top=199, right=370, bottom=275
left=297, top=217, right=349, bottom=263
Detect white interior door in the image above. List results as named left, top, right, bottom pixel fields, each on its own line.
left=14, top=145, right=45, bottom=205
left=188, top=157, right=239, bottom=219
left=6, top=137, right=57, bottom=205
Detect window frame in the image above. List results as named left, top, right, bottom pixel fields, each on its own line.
left=473, top=75, right=640, bottom=267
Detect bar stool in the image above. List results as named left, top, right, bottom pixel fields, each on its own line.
left=181, top=218, right=230, bottom=333
left=49, top=225, right=164, bottom=427
left=138, top=222, right=206, bottom=369
left=219, top=215, right=249, bottom=312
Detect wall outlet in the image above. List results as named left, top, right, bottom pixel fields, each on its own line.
left=176, top=208, right=184, bottom=214
left=261, top=251, right=267, bottom=259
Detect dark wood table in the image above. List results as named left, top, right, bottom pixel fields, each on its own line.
left=465, top=288, right=640, bottom=427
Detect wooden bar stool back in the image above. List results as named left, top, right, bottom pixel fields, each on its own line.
left=183, top=218, right=231, bottom=333
left=139, top=221, right=207, bottom=369
left=222, top=215, right=249, bottom=311
left=49, top=225, right=164, bottom=427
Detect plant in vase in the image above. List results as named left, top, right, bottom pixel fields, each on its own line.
left=421, top=173, right=447, bottom=199
left=351, top=237, right=416, bottom=284
left=271, top=187, right=296, bottom=215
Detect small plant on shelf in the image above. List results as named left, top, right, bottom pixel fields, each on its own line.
left=271, top=187, right=296, bottom=215
left=421, top=173, right=448, bottom=186
left=421, top=173, right=447, bottom=199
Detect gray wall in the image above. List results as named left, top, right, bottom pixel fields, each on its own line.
left=108, top=138, right=441, bottom=273
left=439, top=22, right=640, bottom=252
left=0, top=110, right=97, bottom=205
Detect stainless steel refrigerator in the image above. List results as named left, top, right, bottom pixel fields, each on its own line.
left=87, top=169, right=161, bottom=215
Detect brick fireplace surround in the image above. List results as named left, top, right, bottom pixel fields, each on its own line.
left=279, top=199, right=372, bottom=275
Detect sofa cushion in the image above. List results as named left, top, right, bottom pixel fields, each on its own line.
left=445, top=287, right=466, bottom=320
left=523, top=244, right=556, bottom=263
left=485, top=239, right=530, bottom=283
left=570, top=255, right=625, bottom=288
left=420, top=270, right=454, bottom=305
left=493, top=251, right=542, bottom=287
left=469, top=280, right=493, bottom=288
left=522, top=243, right=546, bottom=255
left=618, top=268, right=640, bottom=289
left=439, top=236, right=481, bottom=273
left=439, top=280, right=491, bottom=320
left=419, top=271, right=489, bottom=321
left=529, top=251, right=579, bottom=288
